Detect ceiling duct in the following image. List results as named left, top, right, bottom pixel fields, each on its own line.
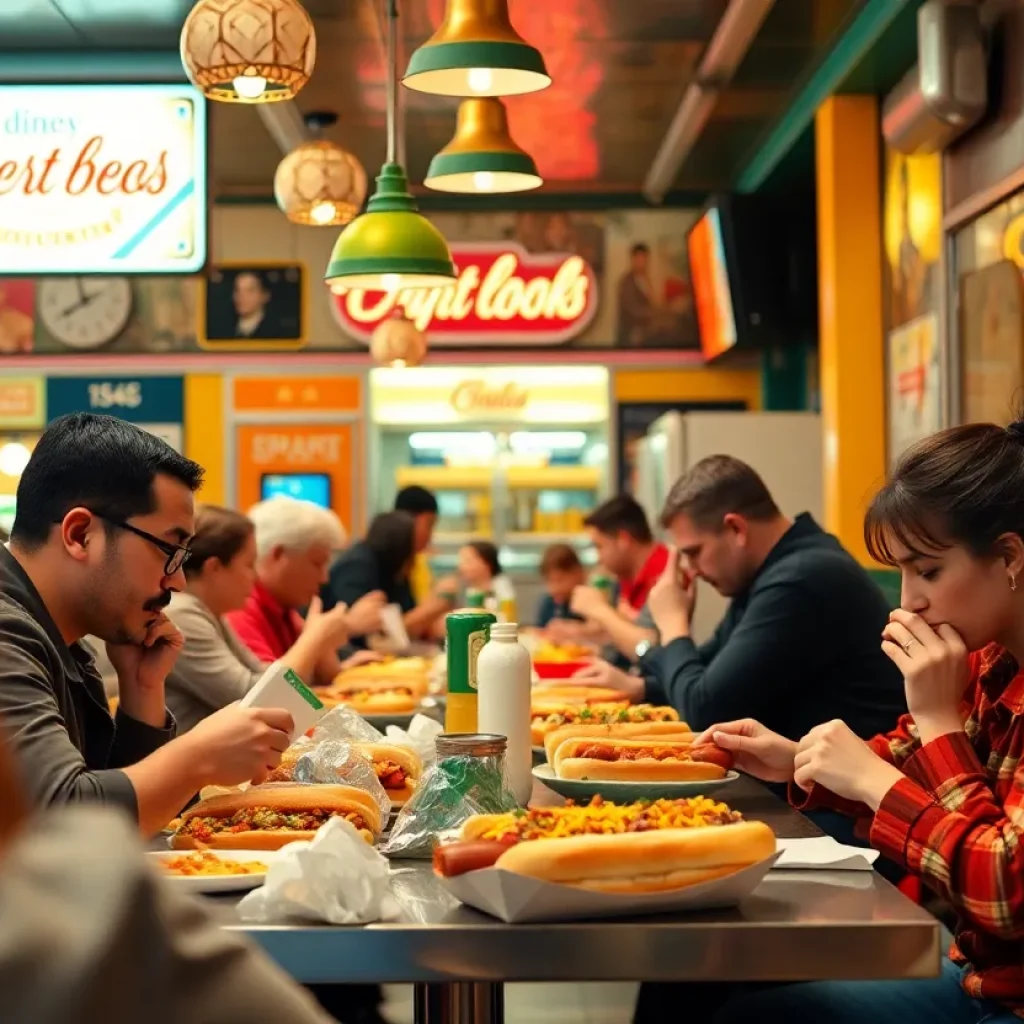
left=883, top=0, right=986, bottom=155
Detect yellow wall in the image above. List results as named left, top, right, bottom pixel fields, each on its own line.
left=613, top=367, right=762, bottom=408
left=185, top=374, right=225, bottom=504
left=815, top=96, right=887, bottom=566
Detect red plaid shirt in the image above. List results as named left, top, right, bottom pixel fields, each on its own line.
left=794, top=644, right=1024, bottom=1014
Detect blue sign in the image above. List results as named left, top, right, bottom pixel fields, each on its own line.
left=46, top=376, right=184, bottom=425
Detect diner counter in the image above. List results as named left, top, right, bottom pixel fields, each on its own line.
left=220, top=778, right=941, bottom=992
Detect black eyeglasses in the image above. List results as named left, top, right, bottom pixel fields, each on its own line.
left=101, top=517, right=192, bottom=576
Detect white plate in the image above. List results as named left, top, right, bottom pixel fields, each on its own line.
left=532, top=764, right=740, bottom=802
left=147, top=849, right=276, bottom=894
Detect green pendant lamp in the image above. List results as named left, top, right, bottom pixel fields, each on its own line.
left=425, top=97, right=541, bottom=193
left=325, top=0, right=456, bottom=293
left=403, top=0, right=550, bottom=98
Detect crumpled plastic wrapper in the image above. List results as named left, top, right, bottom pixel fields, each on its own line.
left=312, top=705, right=384, bottom=744
left=293, top=739, right=391, bottom=829
left=236, top=817, right=400, bottom=925
left=380, top=752, right=518, bottom=859
left=384, top=714, right=443, bottom=767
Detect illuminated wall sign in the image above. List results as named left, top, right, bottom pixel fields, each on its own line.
left=0, top=84, right=207, bottom=274
left=0, top=376, right=45, bottom=428
left=330, top=243, right=598, bottom=346
left=450, top=380, right=528, bottom=414
left=46, top=375, right=184, bottom=425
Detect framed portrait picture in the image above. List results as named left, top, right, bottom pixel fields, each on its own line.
left=198, top=262, right=307, bottom=350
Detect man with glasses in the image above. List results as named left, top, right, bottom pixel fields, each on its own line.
left=0, top=413, right=295, bottom=836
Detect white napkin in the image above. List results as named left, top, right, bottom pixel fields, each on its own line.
left=385, top=713, right=444, bottom=766
left=773, top=836, right=879, bottom=871
left=236, top=817, right=400, bottom=924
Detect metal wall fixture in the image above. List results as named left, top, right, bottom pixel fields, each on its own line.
left=180, top=0, right=316, bottom=103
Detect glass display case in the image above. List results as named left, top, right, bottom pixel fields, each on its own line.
left=368, top=366, right=610, bottom=579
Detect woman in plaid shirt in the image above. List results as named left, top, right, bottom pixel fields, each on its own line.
left=697, top=420, right=1024, bottom=1023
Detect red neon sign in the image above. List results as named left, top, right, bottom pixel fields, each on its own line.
left=329, top=243, right=599, bottom=346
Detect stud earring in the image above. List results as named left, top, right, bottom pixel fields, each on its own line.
left=1012, top=574, right=1018, bottom=593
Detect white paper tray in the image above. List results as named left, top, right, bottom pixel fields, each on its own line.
left=438, top=851, right=781, bottom=923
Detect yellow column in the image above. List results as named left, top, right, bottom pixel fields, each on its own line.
left=815, top=96, right=886, bottom=566
left=184, top=374, right=225, bottom=505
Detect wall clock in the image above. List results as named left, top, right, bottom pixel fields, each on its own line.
left=38, top=277, right=133, bottom=350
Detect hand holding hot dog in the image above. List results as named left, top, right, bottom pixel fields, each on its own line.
left=694, top=719, right=798, bottom=783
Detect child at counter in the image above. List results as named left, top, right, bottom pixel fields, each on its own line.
left=457, top=540, right=516, bottom=610
left=536, top=543, right=587, bottom=630
left=644, top=417, right=1024, bottom=1024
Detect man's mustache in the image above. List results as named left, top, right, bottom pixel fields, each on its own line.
left=143, top=591, right=172, bottom=613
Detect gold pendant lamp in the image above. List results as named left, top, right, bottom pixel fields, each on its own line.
left=403, top=0, right=550, bottom=98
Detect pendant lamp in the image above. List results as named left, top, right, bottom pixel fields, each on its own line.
left=180, top=0, right=316, bottom=104
left=325, top=0, right=456, bottom=293
left=425, top=97, right=541, bottom=193
left=403, top=0, right=550, bottom=98
left=370, top=309, right=428, bottom=368
left=274, top=112, right=368, bottom=227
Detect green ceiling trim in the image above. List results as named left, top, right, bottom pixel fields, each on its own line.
left=735, top=0, right=918, bottom=194
left=0, top=51, right=187, bottom=82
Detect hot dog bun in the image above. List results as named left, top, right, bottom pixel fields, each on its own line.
left=494, top=820, right=776, bottom=892
left=543, top=721, right=692, bottom=764
left=353, top=742, right=422, bottom=805
left=552, top=737, right=725, bottom=781
left=171, top=784, right=381, bottom=850
left=332, top=677, right=428, bottom=698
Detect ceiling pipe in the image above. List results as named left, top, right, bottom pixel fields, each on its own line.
left=643, top=0, right=775, bottom=204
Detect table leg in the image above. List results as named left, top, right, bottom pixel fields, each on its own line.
left=413, top=982, right=504, bottom=1024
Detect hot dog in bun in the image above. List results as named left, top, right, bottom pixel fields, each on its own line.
left=171, top=784, right=381, bottom=850
left=353, top=742, right=422, bottom=805
left=542, top=719, right=691, bottom=763
left=323, top=685, right=419, bottom=714
left=532, top=703, right=682, bottom=747
left=552, top=738, right=733, bottom=781
left=433, top=796, right=775, bottom=892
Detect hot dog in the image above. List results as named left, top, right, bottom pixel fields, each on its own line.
left=542, top=719, right=691, bottom=763
left=531, top=703, right=683, bottom=747
left=551, top=737, right=733, bottom=781
left=171, top=784, right=381, bottom=850
left=434, top=796, right=775, bottom=892
left=353, top=742, right=422, bottom=805
left=322, top=686, right=419, bottom=714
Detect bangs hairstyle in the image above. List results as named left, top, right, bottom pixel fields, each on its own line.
left=865, top=420, right=1024, bottom=566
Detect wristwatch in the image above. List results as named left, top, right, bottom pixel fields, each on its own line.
left=634, top=639, right=652, bottom=661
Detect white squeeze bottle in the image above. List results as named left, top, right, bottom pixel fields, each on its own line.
left=476, top=621, right=533, bottom=805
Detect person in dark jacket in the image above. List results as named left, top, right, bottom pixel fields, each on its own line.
left=573, top=455, right=906, bottom=742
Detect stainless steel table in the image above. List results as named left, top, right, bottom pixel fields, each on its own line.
left=221, top=778, right=941, bottom=1024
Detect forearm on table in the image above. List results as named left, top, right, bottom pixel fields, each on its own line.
left=121, top=738, right=209, bottom=836
left=312, top=649, right=342, bottom=687
left=589, top=605, right=655, bottom=658
left=281, top=633, right=327, bottom=685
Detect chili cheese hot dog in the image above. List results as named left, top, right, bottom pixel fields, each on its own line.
left=542, top=719, right=691, bottom=763
left=171, top=784, right=381, bottom=850
left=532, top=704, right=683, bottom=748
left=551, top=737, right=733, bottom=781
left=433, top=796, right=775, bottom=892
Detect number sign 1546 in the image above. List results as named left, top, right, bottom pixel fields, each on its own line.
left=88, top=381, right=142, bottom=410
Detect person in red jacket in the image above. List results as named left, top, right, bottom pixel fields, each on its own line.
left=665, top=418, right=1024, bottom=1024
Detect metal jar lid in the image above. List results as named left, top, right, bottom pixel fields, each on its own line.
left=436, top=733, right=507, bottom=758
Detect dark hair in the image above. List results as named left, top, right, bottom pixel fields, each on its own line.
left=465, top=541, right=501, bottom=578
left=540, top=543, right=582, bottom=576
left=865, top=421, right=1024, bottom=565
left=184, top=506, right=254, bottom=580
left=584, top=495, right=653, bottom=544
left=660, top=455, right=780, bottom=530
left=11, top=413, right=204, bottom=550
left=366, top=510, right=416, bottom=581
left=395, top=485, right=438, bottom=516
left=631, top=243, right=649, bottom=256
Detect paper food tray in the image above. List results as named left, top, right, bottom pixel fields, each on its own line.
left=439, top=851, right=781, bottom=923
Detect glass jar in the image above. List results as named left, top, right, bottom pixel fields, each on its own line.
left=434, top=733, right=517, bottom=813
